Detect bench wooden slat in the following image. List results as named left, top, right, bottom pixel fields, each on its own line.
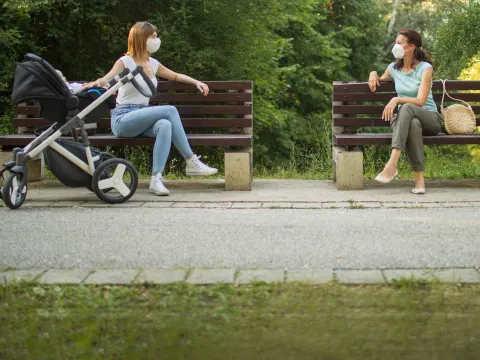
left=334, top=105, right=480, bottom=115
left=334, top=133, right=480, bottom=146
left=14, top=106, right=41, bottom=115
left=151, top=93, right=252, bottom=103
left=334, top=81, right=480, bottom=93
left=14, top=104, right=252, bottom=116
left=333, top=92, right=480, bottom=102
left=156, top=81, right=252, bottom=91
left=14, top=117, right=253, bottom=129
left=0, top=133, right=253, bottom=147
left=333, top=116, right=480, bottom=127
left=176, top=105, right=253, bottom=115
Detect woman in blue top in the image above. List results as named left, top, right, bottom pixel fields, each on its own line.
left=368, top=29, right=443, bottom=194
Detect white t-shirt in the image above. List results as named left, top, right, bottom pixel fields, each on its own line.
left=115, top=55, right=159, bottom=105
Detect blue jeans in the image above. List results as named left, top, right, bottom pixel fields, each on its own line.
left=111, top=104, right=194, bottom=175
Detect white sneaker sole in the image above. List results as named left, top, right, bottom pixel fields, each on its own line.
left=186, top=169, right=218, bottom=177
left=149, top=188, right=170, bottom=196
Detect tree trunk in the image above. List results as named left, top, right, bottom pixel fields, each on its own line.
left=388, top=0, right=401, bottom=36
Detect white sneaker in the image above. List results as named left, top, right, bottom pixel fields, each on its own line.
left=149, top=174, right=169, bottom=196
left=185, top=154, right=218, bottom=176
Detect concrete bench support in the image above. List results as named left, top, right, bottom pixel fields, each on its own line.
left=224, top=148, right=252, bottom=191
left=333, top=146, right=363, bottom=190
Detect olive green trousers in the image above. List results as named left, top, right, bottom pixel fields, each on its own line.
left=391, top=103, right=444, bottom=172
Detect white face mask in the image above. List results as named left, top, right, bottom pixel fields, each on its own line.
left=147, top=38, right=161, bottom=53
left=392, top=43, right=413, bottom=59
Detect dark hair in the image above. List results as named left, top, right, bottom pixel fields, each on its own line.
left=393, top=29, right=433, bottom=70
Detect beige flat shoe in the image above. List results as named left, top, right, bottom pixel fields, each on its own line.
left=375, top=170, right=398, bottom=184
left=411, top=187, right=426, bottom=195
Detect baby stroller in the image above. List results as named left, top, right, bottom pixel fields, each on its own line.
left=0, top=53, right=157, bottom=209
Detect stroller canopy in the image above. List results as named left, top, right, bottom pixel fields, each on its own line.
left=11, top=53, right=77, bottom=109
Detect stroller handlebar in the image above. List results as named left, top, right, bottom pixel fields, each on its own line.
left=130, top=66, right=158, bottom=98
left=24, top=53, right=79, bottom=109
left=107, top=68, right=131, bottom=88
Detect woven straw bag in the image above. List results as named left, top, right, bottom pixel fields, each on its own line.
left=440, top=79, right=476, bottom=135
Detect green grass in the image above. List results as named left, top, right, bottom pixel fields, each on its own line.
left=1, top=282, right=479, bottom=359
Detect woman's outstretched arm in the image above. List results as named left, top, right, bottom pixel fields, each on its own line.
left=156, top=64, right=209, bottom=96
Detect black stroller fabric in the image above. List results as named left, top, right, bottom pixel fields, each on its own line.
left=11, top=56, right=115, bottom=124
left=11, top=60, right=68, bottom=104
left=77, top=88, right=116, bottom=123
left=43, top=139, right=102, bottom=187
left=12, top=60, right=71, bottom=123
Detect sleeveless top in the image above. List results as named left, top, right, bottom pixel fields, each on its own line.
left=116, top=55, right=159, bottom=105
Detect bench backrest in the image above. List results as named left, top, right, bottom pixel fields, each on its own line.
left=14, top=81, right=253, bottom=134
left=333, top=80, right=480, bottom=130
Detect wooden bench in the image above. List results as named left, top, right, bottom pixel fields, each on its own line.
left=0, top=81, right=253, bottom=191
left=332, top=80, right=480, bottom=190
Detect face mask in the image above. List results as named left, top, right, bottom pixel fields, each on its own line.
left=392, top=43, right=413, bottom=59
left=147, top=38, right=161, bottom=53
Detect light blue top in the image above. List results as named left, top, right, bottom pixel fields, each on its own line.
left=387, top=61, right=438, bottom=112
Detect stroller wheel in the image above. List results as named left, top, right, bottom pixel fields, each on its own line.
left=2, top=173, right=27, bottom=210
left=92, top=158, right=138, bottom=204
left=87, top=152, right=116, bottom=193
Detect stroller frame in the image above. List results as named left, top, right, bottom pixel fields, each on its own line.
left=1, top=53, right=157, bottom=209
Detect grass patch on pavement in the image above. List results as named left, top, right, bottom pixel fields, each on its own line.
left=1, top=282, right=479, bottom=359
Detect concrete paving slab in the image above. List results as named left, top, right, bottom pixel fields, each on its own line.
left=383, top=269, right=436, bottom=283
left=23, top=201, right=57, bottom=208
left=354, top=202, right=382, bottom=208
left=201, top=202, right=233, bottom=208
left=39, top=269, right=91, bottom=284
left=50, top=201, right=86, bottom=207
left=83, top=270, right=139, bottom=285
left=286, top=269, right=333, bottom=283
left=172, top=202, right=204, bottom=208
left=186, top=269, right=235, bottom=284
left=80, top=202, right=112, bottom=208
left=382, top=202, right=420, bottom=208
left=136, top=269, right=186, bottom=283
left=416, top=202, right=444, bottom=208
left=335, top=270, right=385, bottom=284
left=262, top=203, right=292, bottom=209
left=141, top=202, right=175, bottom=208
left=322, top=202, right=351, bottom=209
left=427, top=269, right=480, bottom=283
left=110, top=202, right=145, bottom=208
left=2, top=270, right=45, bottom=283
left=231, top=202, right=263, bottom=209
left=442, top=202, right=474, bottom=208
left=236, top=269, right=284, bottom=284
left=291, top=203, right=323, bottom=209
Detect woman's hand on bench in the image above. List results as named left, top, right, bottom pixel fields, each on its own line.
left=196, top=81, right=209, bottom=96
left=369, top=71, right=381, bottom=92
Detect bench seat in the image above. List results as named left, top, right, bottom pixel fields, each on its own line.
left=0, top=133, right=253, bottom=147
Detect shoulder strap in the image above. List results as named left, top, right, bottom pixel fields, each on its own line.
left=441, top=79, right=472, bottom=110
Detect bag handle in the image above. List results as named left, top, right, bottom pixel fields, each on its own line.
left=441, top=79, right=472, bottom=111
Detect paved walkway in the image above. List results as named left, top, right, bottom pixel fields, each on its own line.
left=2, top=268, right=480, bottom=285
left=17, top=178, right=480, bottom=207
left=2, top=179, right=479, bottom=284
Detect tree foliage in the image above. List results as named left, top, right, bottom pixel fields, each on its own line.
left=433, top=1, right=480, bottom=78
left=0, top=0, right=477, bottom=169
